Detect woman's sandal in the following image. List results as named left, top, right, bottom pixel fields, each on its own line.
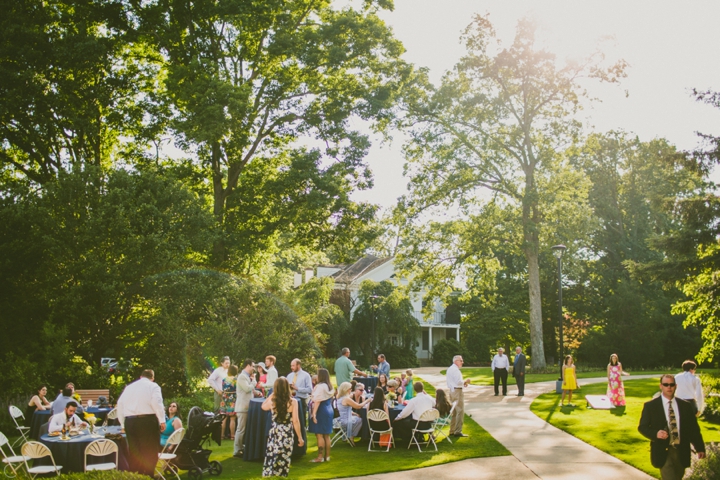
left=310, top=457, right=324, bottom=463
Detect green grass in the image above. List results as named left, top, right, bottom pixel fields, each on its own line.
left=206, top=376, right=509, bottom=479
left=529, top=378, right=720, bottom=479
left=446, top=367, right=719, bottom=386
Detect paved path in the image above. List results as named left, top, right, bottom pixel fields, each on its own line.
left=349, top=368, right=656, bottom=480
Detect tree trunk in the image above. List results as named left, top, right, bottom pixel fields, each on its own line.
left=211, top=141, right=227, bottom=266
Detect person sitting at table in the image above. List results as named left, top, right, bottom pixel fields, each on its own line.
left=309, top=368, right=334, bottom=463
left=52, top=387, right=75, bottom=415
left=403, top=370, right=415, bottom=400
left=26, top=384, right=52, bottom=424
left=366, top=387, right=391, bottom=435
left=435, top=389, right=452, bottom=417
left=221, top=365, right=239, bottom=440
left=392, top=382, right=435, bottom=442
left=351, top=382, right=366, bottom=406
left=399, top=372, right=407, bottom=389
left=378, top=374, right=389, bottom=394
left=49, top=401, right=87, bottom=433
left=337, top=382, right=371, bottom=446
left=261, top=377, right=304, bottom=477
left=387, top=380, right=398, bottom=396
left=160, top=402, right=183, bottom=447
left=395, top=376, right=405, bottom=396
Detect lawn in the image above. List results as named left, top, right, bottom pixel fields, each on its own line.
left=203, top=377, right=509, bottom=479
left=529, top=378, right=720, bottom=478
left=444, top=367, right=718, bottom=386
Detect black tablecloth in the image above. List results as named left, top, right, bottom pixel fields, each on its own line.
left=353, top=376, right=378, bottom=393
left=30, top=407, right=113, bottom=440
left=357, top=405, right=404, bottom=441
left=39, top=426, right=129, bottom=472
left=243, top=397, right=307, bottom=462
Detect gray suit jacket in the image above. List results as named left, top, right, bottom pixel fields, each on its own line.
left=235, top=370, right=257, bottom=413
left=513, top=353, right=526, bottom=377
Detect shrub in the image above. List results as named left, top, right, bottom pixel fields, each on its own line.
left=700, top=372, right=720, bottom=421
left=684, top=442, right=720, bottom=480
left=381, top=344, right=419, bottom=369
left=59, top=471, right=149, bottom=480
left=432, top=339, right=466, bottom=366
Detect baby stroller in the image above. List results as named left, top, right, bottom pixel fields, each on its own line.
left=171, top=407, right=224, bottom=480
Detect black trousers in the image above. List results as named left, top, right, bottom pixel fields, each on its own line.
left=494, top=369, right=508, bottom=395
left=126, top=414, right=160, bottom=476
left=515, top=373, right=525, bottom=395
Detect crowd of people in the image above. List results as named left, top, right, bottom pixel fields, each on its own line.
left=19, top=348, right=710, bottom=479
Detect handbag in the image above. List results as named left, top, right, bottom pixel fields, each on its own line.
left=379, top=433, right=392, bottom=447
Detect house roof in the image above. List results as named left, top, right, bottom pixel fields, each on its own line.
left=332, top=255, right=394, bottom=284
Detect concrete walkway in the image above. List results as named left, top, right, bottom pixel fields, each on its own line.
left=349, top=367, right=656, bottom=480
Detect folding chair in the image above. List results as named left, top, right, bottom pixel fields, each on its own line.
left=367, top=409, right=394, bottom=452
left=84, top=438, right=118, bottom=471
left=156, top=427, right=185, bottom=480
left=102, top=408, right=118, bottom=428
left=7, top=407, right=30, bottom=447
left=0, top=431, right=29, bottom=478
left=408, top=408, right=439, bottom=452
left=330, top=417, right=352, bottom=447
left=433, top=401, right=457, bottom=444
left=21, top=441, right=62, bottom=478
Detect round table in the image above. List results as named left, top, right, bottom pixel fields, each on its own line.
left=353, top=376, right=378, bottom=393
left=243, top=397, right=307, bottom=461
left=30, top=407, right=113, bottom=440
left=39, top=426, right=129, bottom=472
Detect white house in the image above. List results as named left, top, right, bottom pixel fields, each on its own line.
left=314, top=255, right=460, bottom=360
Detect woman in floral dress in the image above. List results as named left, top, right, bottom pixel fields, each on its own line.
left=261, top=377, right=304, bottom=477
left=607, top=353, right=628, bottom=407
left=221, top=365, right=238, bottom=440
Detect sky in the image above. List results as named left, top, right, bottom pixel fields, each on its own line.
left=349, top=0, right=720, bottom=210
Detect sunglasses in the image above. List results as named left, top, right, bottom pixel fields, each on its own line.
left=661, top=382, right=676, bottom=387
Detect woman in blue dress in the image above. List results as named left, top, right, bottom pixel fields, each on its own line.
left=337, top=382, right=371, bottom=446
left=309, top=368, right=335, bottom=463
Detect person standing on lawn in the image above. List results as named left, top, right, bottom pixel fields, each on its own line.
left=234, top=359, right=262, bottom=457
left=561, top=355, right=579, bottom=406
left=513, top=346, right=526, bottom=396
left=491, top=348, right=510, bottom=396
left=208, top=356, right=230, bottom=412
left=446, top=355, right=470, bottom=437
left=334, top=348, right=367, bottom=386
left=638, top=374, right=706, bottom=480
left=675, top=360, right=704, bottom=416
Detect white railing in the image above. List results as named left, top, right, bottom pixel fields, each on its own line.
left=413, top=311, right=446, bottom=325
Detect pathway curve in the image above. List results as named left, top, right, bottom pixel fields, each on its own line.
left=349, top=367, right=656, bottom=480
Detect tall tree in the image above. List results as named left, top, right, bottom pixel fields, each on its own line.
left=397, top=16, right=623, bottom=369
left=137, top=0, right=410, bottom=267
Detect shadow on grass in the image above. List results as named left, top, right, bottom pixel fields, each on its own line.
left=610, top=406, right=627, bottom=417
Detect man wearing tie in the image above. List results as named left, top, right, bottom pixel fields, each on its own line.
left=513, top=346, right=526, bottom=396
left=288, top=358, right=312, bottom=411
left=638, top=374, right=706, bottom=480
left=491, top=348, right=510, bottom=396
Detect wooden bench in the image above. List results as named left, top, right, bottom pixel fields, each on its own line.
left=75, top=389, right=111, bottom=407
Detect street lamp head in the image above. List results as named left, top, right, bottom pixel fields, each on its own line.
left=551, top=244, right=566, bottom=259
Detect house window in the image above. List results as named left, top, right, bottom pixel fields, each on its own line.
left=422, top=331, right=429, bottom=351
left=389, top=335, right=399, bottom=346
left=446, top=329, right=456, bottom=340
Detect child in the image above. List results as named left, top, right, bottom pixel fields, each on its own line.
left=561, top=355, right=579, bottom=406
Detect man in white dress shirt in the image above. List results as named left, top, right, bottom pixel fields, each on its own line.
left=491, top=347, right=510, bottom=396
left=116, top=369, right=166, bottom=476
left=260, top=355, right=279, bottom=393
left=446, top=355, right=470, bottom=437
left=48, top=401, right=87, bottom=433
left=392, top=382, right=436, bottom=441
left=208, top=356, right=230, bottom=412
left=675, top=360, right=705, bottom=416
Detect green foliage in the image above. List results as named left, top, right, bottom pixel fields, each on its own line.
left=431, top=339, right=466, bottom=367
left=350, top=280, right=421, bottom=366
left=685, top=442, right=720, bottom=480
left=701, top=372, right=720, bottom=421
left=171, top=390, right=214, bottom=418
left=44, top=471, right=148, bottom=480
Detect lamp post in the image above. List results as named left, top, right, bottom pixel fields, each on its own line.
left=368, top=295, right=381, bottom=359
left=551, top=245, right=566, bottom=370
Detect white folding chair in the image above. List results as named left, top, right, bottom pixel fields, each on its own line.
left=156, top=427, right=185, bottom=480
left=367, top=409, right=394, bottom=452
left=0, top=431, right=29, bottom=478
left=21, top=441, right=62, bottom=478
left=102, top=408, right=118, bottom=428
left=408, top=408, right=439, bottom=452
left=84, top=438, right=118, bottom=471
left=330, top=417, right=353, bottom=447
left=433, top=401, right=457, bottom=444
left=7, top=407, right=30, bottom=447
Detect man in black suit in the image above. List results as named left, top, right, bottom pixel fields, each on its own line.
left=638, top=374, right=706, bottom=480
left=513, top=346, right=526, bottom=396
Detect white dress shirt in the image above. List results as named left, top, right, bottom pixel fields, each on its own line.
left=265, top=366, right=278, bottom=388
left=208, top=366, right=228, bottom=393
left=49, top=412, right=84, bottom=433
left=116, top=377, right=165, bottom=427
left=395, top=392, right=436, bottom=421
left=446, top=364, right=464, bottom=392
left=675, top=371, right=704, bottom=414
left=491, top=354, right=510, bottom=371
left=661, top=395, right=681, bottom=439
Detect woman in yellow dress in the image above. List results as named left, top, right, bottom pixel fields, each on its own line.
left=561, top=355, right=579, bottom=406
